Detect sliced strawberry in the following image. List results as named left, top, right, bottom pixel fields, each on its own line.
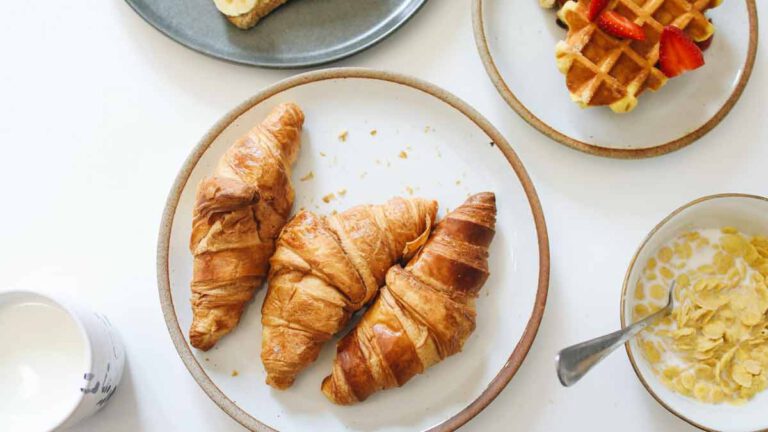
left=588, top=0, right=609, bottom=21
left=659, top=26, right=705, bottom=78
left=596, top=11, right=646, bottom=41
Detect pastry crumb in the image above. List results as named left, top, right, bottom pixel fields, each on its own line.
left=370, top=129, right=377, bottom=136
left=398, top=151, right=408, bottom=159
left=231, top=370, right=239, bottom=377
left=331, top=210, right=338, bottom=215
left=319, top=151, right=327, bottom=157
left=205, top=357, right=210, bottom=362
left=375, top=159, right=381, bottom=165
left=338, top=130, right=348, bottom=142
left=338, top=188, right=347, bottom=197
left=405, top=186, right=414, bottom=195
left=322, top=193, right=336, bottom=204
left=300, top=171, right=314, bottom=182
left=455, top=180, right=461, bottom=185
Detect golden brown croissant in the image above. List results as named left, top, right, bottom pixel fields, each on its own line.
left=261, top=197, right=438, bottom=389
left=189, top=102, right=304, bottom=351
left=321, top=192, right=497, bottom=404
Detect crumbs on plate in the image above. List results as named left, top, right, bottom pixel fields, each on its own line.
left=322, top=193, right=336, bottom=204
left=300, top=171, right=314, bottom=182
left=338, top=130, right=348, bottom=142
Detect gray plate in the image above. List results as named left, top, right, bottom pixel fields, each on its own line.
left=125, top=0, right=426, bottom=68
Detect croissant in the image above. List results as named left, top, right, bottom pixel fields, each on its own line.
left=189, top=103, right=304, bottom=351
left=321, top=192, right=497, bottom=404
left=261, top=197, right=438, bottom=389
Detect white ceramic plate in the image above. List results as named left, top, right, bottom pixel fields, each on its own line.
left=157, top=68, right=550, bottom=432
left=621, top=194, right=768, bottom=432
left=473, top=0, right=758, bottom=158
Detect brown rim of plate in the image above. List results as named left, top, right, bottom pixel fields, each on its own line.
left=156, top=67, right=551, bottom=432
left=619, top=193, right=768, bottom=432
left=472, top=0, right=759, bottom=159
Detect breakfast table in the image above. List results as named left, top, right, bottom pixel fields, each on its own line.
left=2, top=1, right=767, bottom=431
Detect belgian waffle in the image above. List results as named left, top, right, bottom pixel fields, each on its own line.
left=555, top=0, right=721, bottom=113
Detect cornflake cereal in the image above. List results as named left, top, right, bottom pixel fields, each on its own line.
left=633, top=228, right=768, bottom=405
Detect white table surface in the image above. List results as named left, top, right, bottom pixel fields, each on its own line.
left=1, top=1, right=765, bottom=431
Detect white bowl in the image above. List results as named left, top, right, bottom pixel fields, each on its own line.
left=621, top=194, right=768, bottom=432
left=0, top=290, right=125, bottom=431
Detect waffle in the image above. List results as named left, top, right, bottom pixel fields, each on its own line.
left=555, top=0, right=721, bottom=113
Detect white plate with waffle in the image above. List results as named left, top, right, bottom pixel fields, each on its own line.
left=473, top=0, right=758, bottom=158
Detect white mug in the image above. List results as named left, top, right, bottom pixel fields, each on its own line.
left=0, top=290, right=125, bottom=431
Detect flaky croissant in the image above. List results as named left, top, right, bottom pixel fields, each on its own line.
left=261, top=197, right=438, bottom=389
left=321, top=192, right=497, bottom=404
left=189, top=103, right=304, bottom=351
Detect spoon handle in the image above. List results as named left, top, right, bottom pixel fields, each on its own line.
left=555, top=310, right=663, bottom=387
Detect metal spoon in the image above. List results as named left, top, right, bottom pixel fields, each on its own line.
left=555, top=281, right=677, bottom=387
